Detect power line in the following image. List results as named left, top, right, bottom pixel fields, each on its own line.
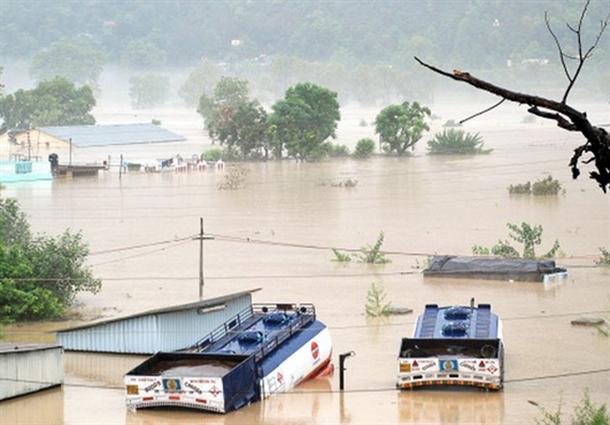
left=4, top=310, right=608, bottom=335
left=89, top=234, right=196, bottom=256
left=209, top=233, right=600, bottom=260
left=4, top=271, right=421, bottom=282
left=90, top=239, right=195, bottom=267
left=0, top=368, right=607, bottom=394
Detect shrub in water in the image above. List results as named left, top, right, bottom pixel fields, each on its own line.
left=532, top=176, right=563, bottom=195
left=508, top=176, right=563, bottom=196
left=427, top=129, right=491, bottom=155
left=201, top=148, right=224, bottom=162
left=365, top=282, right=392, bottom=317
left=354, top=138, right=375, bottom=158
left=327, top=143, right=350, bottom=158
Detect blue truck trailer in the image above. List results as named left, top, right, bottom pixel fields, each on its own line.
left=124, top=303, right=332, bottom=413
left=397, top=301, right=504, bottom=391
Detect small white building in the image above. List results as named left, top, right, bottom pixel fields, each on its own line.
left=0, top=343, right=63, bottom=401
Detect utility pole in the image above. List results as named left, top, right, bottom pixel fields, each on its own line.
left=69, top=138, right=73, bottom=165
left=194, top=218, right=215, bottom=300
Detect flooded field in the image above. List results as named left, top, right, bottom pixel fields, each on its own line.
left=1, top=102, right=609, bottom=424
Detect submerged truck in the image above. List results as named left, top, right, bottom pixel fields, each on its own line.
left=125, top=303, right=332, bottom=413
left=397, top=301, right=503, bottom=391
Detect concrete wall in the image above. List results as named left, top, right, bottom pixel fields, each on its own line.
left=0, top=346, right=63, bottom=401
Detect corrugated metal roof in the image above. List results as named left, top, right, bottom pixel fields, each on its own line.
left=0, top=343, right=61, bottom=354
left=37, top=123, right=186, bottom=147
left=56, top=289, right=260, bottom=333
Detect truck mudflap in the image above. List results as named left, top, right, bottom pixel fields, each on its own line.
left=125, top=353, right=259, bottom=413
left=396, top=338, right=503, bottom=391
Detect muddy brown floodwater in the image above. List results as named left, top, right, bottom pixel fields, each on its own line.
left=1, top=103, right=609, bottom=425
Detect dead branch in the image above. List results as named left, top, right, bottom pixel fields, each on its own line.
left=545, top=0, right=610, bottom=103
left=459, top=99, right=506, bottom=124
left=527, top=107, right=578, bottom=131
left=412, top=1, right=610, bottom=192
left=414, top=56, right=610, bottom=192
left=545, top=11, right=573, bottom=82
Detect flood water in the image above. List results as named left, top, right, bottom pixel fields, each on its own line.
left=1, top=102, right=609, bottom=424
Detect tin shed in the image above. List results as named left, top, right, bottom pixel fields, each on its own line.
left=0, top=343, right=63, bottom=401
left=56, top=289, right=259, bottom=354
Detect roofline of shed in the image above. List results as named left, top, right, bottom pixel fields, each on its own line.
left=56, top=288, right=261, bottom=334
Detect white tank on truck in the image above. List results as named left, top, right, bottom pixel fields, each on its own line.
left=125, top=303, right=332, bottom=413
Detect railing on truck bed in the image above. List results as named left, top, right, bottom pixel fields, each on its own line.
left=188, top=303, right=316, bottom=357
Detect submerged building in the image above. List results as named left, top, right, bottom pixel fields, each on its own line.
left=0, top=343, right=63, bottom=401
left=0, top=123, right=186, bottom=150
left=56, top=289, right=259, bottom=354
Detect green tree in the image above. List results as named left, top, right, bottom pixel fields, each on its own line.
left=354, top=138, right=375, bottom=158
left=128, top=74, right=170, bottom=109
left=29, top=37, right=106, bottom=88
left=0, top=78, right=95, bottom=130
left=179, top=60, right=223, bottom=107
left=121, top=39, right=167, bottom=68
left=473, top=222, right=561, bottom=259
left=0, top=197, right=30, bottom=245
left=270, top=82, right=340, bottom=160
left=0, top=196, right=100, bottom=322
left=375, top=101, right=431, bottom=155
left=197, top=77, right=250, bottom=141
left=217, top=101, right=270, bottom=159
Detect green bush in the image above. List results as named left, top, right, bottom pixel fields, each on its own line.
left=331, top=248, right=352, bottom=262
left=327, top=143, right=350, bottom=157
left=532, top=176, right=563, bottom=195
left=357, top=232, right=391, bottom=264
left=427, top=129, right=491, bottom=155
left=533, top=391, right=608, bottom=425
left=509, top=181, right=532, bottom=194
left=0, top=280, right=64, bottom=321
left=365, top=282, right=392, bottom=317
left=596, top=248, right=610, bottom=266
left=201, top=148, right=224, bottom=162
left=0, top=197, right=99, bottom=322
left=354, top=138, right=375, bottom=158
left=509, top=176, right=563, bottom=196
left=473, top=222, right=561, bottom=259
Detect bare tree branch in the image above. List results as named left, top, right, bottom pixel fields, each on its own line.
left=545, top=11, right=573, bottom=83
left=551, top=0, right=610, bottom=103
left=584, top=15, right=610, bottom=59
left=413, top=56, right=610, bottom=192
left=527, top=107, right=578, bottom=131
left=459, top=99, right=506, bottom=124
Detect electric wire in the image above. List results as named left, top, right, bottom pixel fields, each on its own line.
left=0, top=368, right=607, bottom=394
left=89, top=234, right=197, bottom=256
left=3, top=310, right=608, bottom=335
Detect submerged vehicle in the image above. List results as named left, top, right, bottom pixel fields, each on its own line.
left=423, top=255, right=567, bottom=283
left=397, top=300, right=503, bottom=391
left=124, top=303, right=332, bottom=413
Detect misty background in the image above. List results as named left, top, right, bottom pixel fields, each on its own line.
left=1, top=0, right=608, bottom=110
